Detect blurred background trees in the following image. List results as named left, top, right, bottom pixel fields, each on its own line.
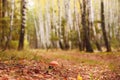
left=0, top=0, right=120, bottom=52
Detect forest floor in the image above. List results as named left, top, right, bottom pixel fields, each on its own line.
left=0, top=49, right=120, bottom=80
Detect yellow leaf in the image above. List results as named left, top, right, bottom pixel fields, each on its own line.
left=77, top=74, right=82, bottom=80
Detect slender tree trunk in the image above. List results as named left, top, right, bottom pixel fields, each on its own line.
left=82, top=0, right=93, bottom=52
left=64, top=0, right=71, bottom=50
left=101, top=0, right=111, bottom=52
left=4, top=0, right=15, bottom=50
left=0, top=0, right=2, bottom=47
left=45, top=1, right=51, bottom=49
left=78, top=0, right=85, bottom=51
left=75, top=1, right=82, bottom=49
left=57, top=0, right=63, bottom=49
left=18, top=0, right=27, bottom=50
left=1, top=0, right=7, bottom=48
left=33, top=16, right=39, bottom=48
left=88, top=0, right=102, bottom=51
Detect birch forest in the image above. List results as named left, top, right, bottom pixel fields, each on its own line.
left=0, top=0, right=120, bottom=52
left=0, top=0, right=120, bottom=80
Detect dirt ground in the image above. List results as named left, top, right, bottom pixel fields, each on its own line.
left=0, top=50, right=120, bottom=80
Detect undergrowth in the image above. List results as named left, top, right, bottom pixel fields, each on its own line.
left=0, top=50, right=47, bottom=62
left=0, top=49, right=119, bottom=72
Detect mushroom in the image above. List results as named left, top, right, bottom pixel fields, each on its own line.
left=45, top=61, right=59, bottom=74
left=48, top=61, right=59, bottom=69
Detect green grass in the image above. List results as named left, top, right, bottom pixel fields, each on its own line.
left=0, top=50, right=46, bottom=62
left=40, top=51, right=105, bottom=65
left=0, top=50, right=119, bottom=68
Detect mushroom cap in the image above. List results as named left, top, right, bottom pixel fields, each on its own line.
left=49, top=61, right=59, bottom=66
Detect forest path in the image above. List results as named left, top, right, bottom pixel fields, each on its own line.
left=31, top=49, right=120, bottom=80
left=0, top=50, right=119, bottom=80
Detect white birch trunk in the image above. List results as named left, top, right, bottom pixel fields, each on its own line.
left=10, top=0, right=14, bottom=40
left=33, top=16, right=40, bottom=48
left=38, top=9, right=46, bottom=48
left=4, top=0, right=15, bottom=50
left=45, top=1, right=51, bottom=48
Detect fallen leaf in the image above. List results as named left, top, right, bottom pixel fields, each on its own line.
left=77, top=74, right=82, bottom=80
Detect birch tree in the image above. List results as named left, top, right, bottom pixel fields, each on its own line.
left=57, top=0, right=63, bottom=49
left=81, top=0, right=93, bottom=52
left=88, top=0, right=102, bottom=51
left=4, top=0, right=15, bottom=50
left=1, top=0, right=8, bottom=48
left=18, top=0, right=27, bottom=50
left=101, top=0, right=111, bottom=52
left=0, top=0, right=2, bottom=47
